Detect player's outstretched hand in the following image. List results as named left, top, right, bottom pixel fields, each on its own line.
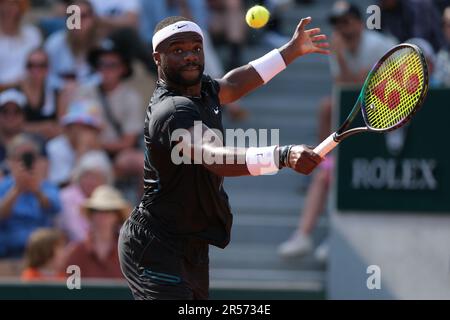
left=287, top=145, right=322, bottom=175
left=289, top=17, right=330, bottom=56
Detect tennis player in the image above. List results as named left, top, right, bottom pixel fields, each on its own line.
left=118, top=16, right=330, bottom=300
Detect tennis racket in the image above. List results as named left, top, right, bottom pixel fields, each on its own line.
left=314, top=43, right=429, bottom=158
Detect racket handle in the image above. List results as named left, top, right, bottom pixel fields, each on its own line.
left=313, top=133, right=339, bottom=158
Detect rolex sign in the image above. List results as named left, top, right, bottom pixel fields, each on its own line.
left=336, top=88, right=448, bottom=212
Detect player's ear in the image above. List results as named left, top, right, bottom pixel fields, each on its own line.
left=153, top=52, right=161, bottom=67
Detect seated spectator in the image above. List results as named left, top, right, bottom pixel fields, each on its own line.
left=89, top=0, right=155, bottom=75
left=0, top=134, right=61, bottom=258
left=434, top=6, right=450, bottom=86
left=86, top=38, right=143, bottom=155
left=44, top=0, right=100, bottom=90
left=207, top=0, right=247, bottom=70
left=75, top=39, right=144, bottom=186
left=0, top=89, right=48, bottom=180
left=38, top=0, right=71, bottom=38
left=21, top=228, right=66, bottom=281
left=46, top=99, right=103, bottom=187
left=0, top=0, right=42, bottom=90
left=89, top=0, right=139, bottom=34
left=63, top=185, right=128, bottom=279
left=328, top=1, right=397, bottom=85
left=378, top=0, right=445, bottom=52
left=19, top=48, right=61, bottom=140
left=0, top=89, right=29, bottom=178
left=58, top=150, right=113, bottom=242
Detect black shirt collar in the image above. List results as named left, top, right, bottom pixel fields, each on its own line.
left=155, top=76, right=210, bottom=99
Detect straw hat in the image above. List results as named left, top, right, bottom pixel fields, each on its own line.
left=82, top=185, right=130, bottom=222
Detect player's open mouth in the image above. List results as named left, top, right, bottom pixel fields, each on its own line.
left=182, top=65, right=200, bottom=71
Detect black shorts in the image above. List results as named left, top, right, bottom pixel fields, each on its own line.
left=118, top=217, right=209, bottom=300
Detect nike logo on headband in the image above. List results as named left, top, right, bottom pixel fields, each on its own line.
left=152, top=21, right=204, bottom=52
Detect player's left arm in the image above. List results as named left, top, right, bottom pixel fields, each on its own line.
left=216, top=17, right=330, bottom=105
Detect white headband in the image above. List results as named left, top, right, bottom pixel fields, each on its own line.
left=152, top=21, right=204, bottom=52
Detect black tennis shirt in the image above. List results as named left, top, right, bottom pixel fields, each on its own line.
left=138, top=75, right=233, bottom=252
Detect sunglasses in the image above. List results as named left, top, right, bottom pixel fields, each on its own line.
left=97, top=61, right=122, bottom=70
left=26, top=62, right=48, bottom=69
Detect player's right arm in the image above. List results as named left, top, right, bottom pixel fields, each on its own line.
left=217, top=17, right=330, bottom=104
left=171, top=122, right=322, bottom=177
left=152, top=99, right=321, bottom=177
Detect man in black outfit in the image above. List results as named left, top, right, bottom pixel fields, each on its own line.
left=118, top=15, right=330, bottom=300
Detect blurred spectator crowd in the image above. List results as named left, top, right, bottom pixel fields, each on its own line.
left=0, top=0, right=254, bottom=281
left=1, top=0, right=450, bottom=281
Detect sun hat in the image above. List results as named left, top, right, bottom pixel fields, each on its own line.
left=82, top=185, right=130, bottom=222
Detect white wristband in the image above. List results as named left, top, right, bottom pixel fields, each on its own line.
left=249, top=49, right=287, bottom=84
left=246, top=146, right=279, bottom=176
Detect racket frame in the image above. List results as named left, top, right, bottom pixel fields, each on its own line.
left=315, top=43, right=429, bottom=157
left=360, top=43, right=429, bottom=134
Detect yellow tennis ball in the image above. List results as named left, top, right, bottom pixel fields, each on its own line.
left=246, top=5, right=270, bottom=29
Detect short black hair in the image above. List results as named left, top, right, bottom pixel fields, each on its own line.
left=153, top=16, right=191, bottom=35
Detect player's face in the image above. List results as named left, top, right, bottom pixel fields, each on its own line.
left=157, top=32, right=205, bottom=86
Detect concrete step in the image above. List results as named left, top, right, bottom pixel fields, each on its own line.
left=226, top=214, right=329, bottom=245
left=210, top=243, right=327, bottom=271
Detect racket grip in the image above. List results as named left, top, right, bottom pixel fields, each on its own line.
left=313, top=133, right=339, bottom=158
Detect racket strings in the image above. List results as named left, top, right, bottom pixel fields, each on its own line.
left=364, top=47, right=425, bottom=130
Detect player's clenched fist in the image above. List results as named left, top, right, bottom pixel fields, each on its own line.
left=286, top=145, right=322, bottom=175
